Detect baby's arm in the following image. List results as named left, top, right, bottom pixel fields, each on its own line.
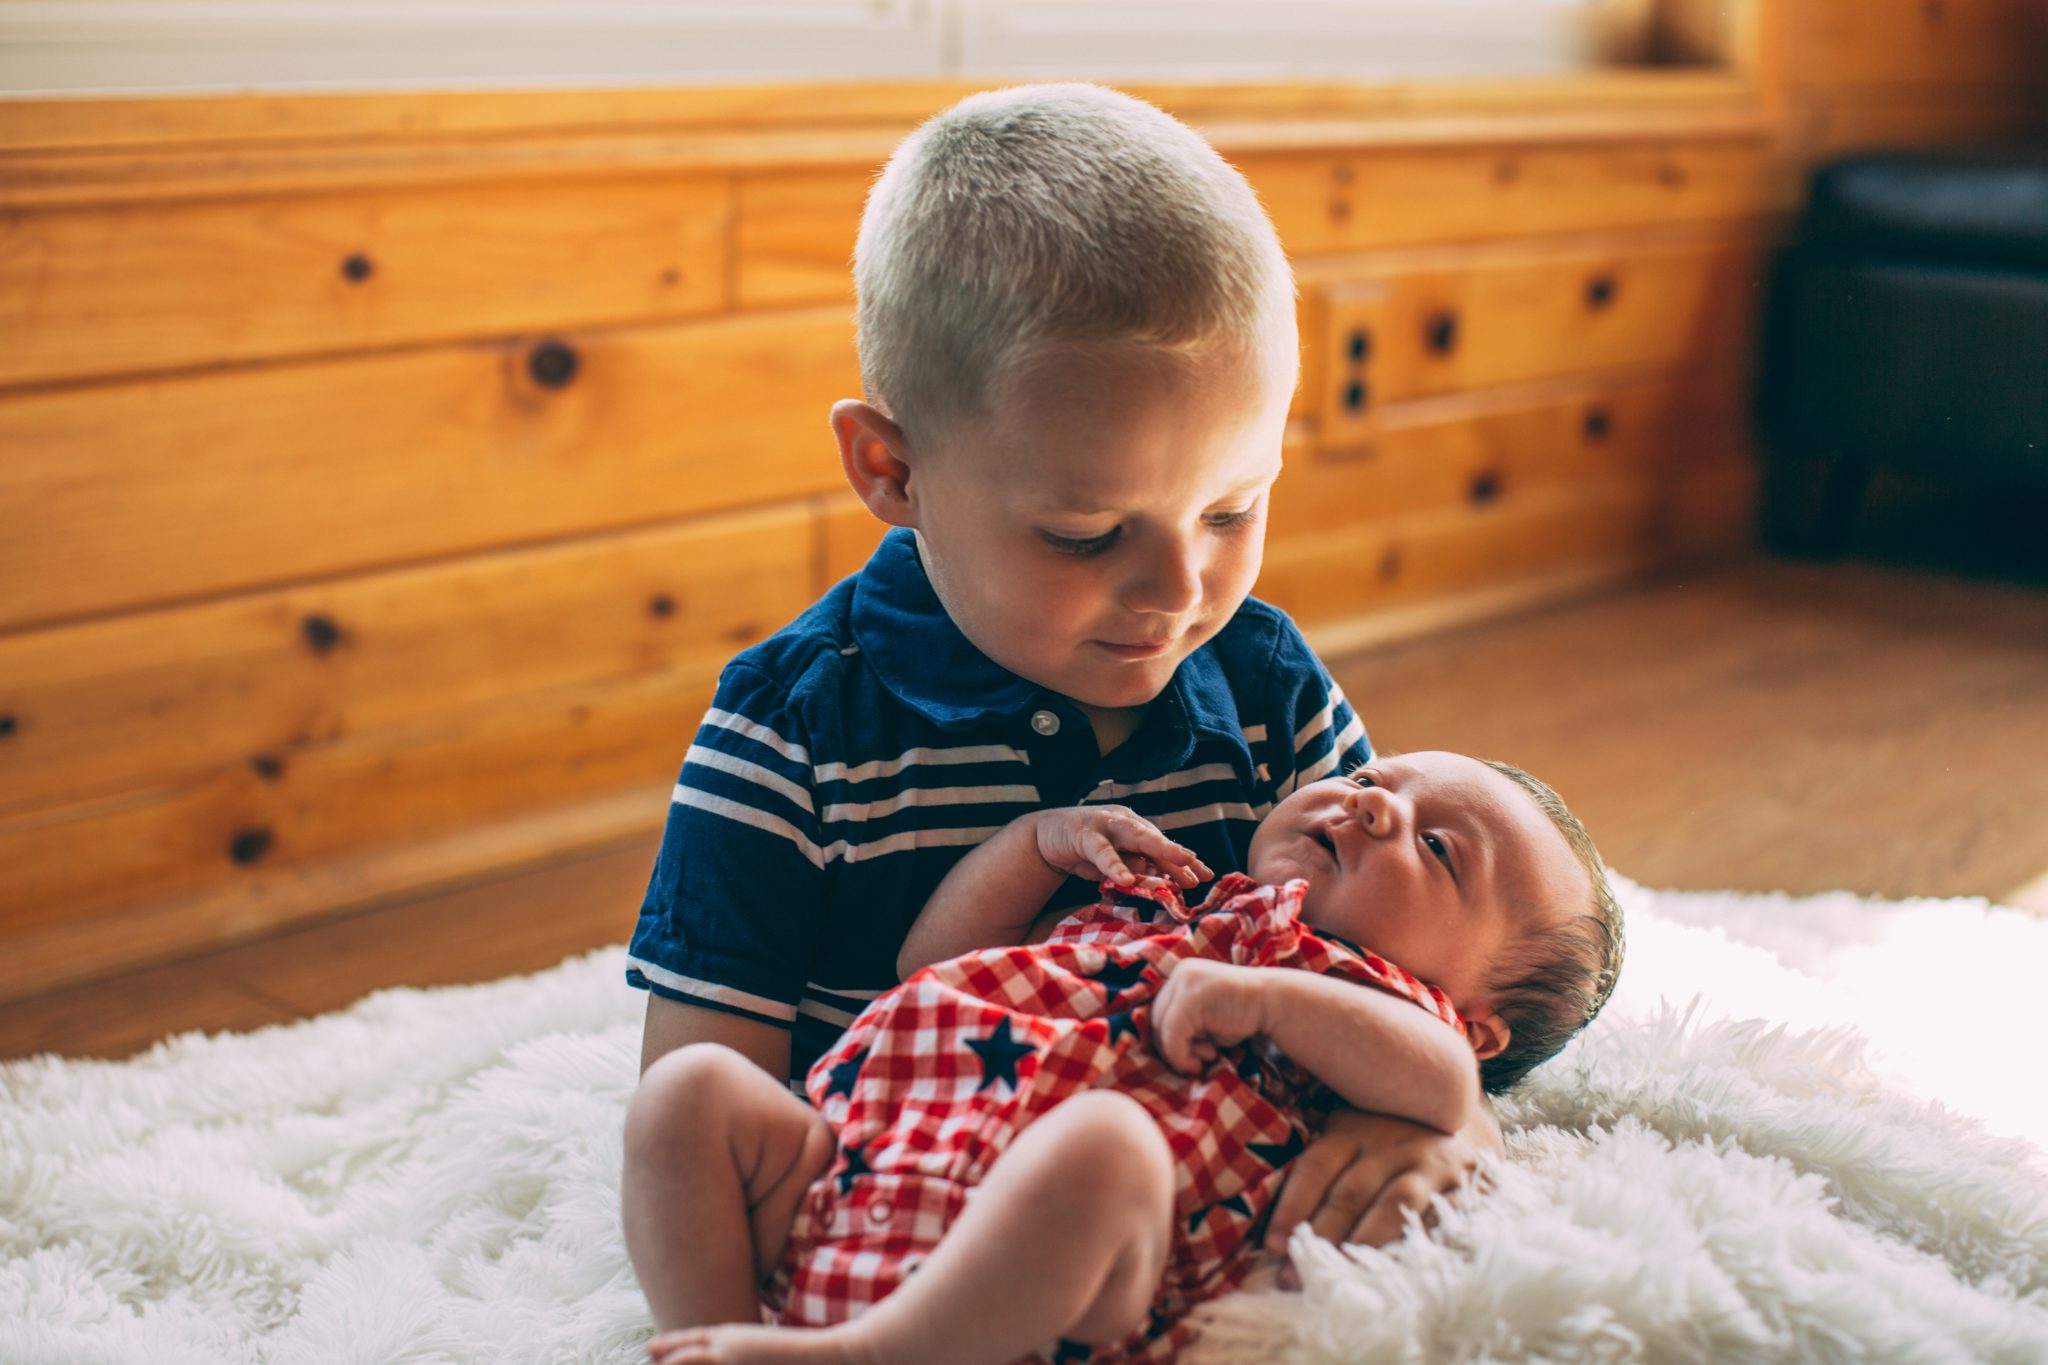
left=896, top=806, right=1210, bottom=978
left=1152, top=960, right=1484, bottom=1138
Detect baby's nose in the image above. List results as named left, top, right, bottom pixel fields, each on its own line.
left=1344, top=784, right=1401, bottom=836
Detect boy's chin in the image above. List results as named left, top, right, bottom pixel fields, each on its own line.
left=1064, top=666, right=1178, bottom=712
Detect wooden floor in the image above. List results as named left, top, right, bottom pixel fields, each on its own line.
left=5, top=540, right=2045, bottom=1065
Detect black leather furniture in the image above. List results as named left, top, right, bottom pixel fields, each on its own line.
left=1759, top=149, right=2048, bottom=553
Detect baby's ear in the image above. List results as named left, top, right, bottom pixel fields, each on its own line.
left=1464, top=1011, right=1510, bottom=1062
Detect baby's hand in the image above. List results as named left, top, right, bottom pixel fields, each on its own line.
left=1032, top=804, right=1212, bottom=888
left=1149, top=958, right=1268, bottom=1074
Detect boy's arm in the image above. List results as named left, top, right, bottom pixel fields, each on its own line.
left=626, top=661, right=827, bottom=1081
left=897, top=816, right=1068, bottom=976
left=1151, top=960, right=1485, bottom=1138
left=897, top=806, right=1209, bottom=978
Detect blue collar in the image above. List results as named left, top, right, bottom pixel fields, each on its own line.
left=849, top=528, right=1248, bottom=756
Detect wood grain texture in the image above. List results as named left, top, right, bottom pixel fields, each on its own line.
left=0, top=669, right=700, bottom=999
left=724, top=141, right=1789, bottom=314
left=1305, top=230, right=1769, bottom=419
left=0, top=73, right=1762, bottom=154
left=0, top=504, right=816, bottom=815
left=0, top=308, right=858, bottom=631
left=1341, top=557, right=2048, bottom=904
left=1785, top=0, right=2048, bottom=88
left=1271, top=367, right=1753, bottom=541
left=1256, top=456, right=1757, bottom=627
left=0, top=175, right=729, bottom=388
left=1246, top=136, right=1789, bottom=259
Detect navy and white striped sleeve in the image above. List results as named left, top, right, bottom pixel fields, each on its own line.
left=625, top=663, right=826, bottom=1030
left=1269, top=622, right=1372, bottom=802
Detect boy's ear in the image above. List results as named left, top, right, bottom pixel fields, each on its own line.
left=1465, top=1011, right=1510, bottom=1063
left=831, top=399, right=917, bottom=529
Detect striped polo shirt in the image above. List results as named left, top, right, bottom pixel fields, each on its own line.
left=626, top=527, right=1370, bottom=1081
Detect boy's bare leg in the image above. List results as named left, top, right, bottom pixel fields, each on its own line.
left=647, top=1089, right=1176, bottom=1365
left=623, top=1042, right=837, bottom=1330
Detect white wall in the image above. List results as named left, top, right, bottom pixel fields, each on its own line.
left=0, top=0, right=1610, bottom=96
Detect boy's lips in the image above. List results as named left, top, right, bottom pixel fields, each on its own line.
left=1093, top=637, right=1174, bottom=660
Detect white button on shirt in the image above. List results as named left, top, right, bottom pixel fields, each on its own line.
left=1030, top=710, right=1061, bottom=736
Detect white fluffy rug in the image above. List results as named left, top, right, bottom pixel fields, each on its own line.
left=5, top=878, right=2046, bottom=1364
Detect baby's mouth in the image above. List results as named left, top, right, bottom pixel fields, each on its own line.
left=1311, top=828, right=1338, bottom=860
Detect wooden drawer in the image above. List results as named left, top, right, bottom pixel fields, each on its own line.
left=1257, top=455, right=1756, bottom=632
left=0, top=307, right=860, bottom=631
left=1793, top=90, right=2048, bottom=170
left=0, top=503, right=817, bottom=816
left=1788, top=0, right=2048, bottom=88
left=1272, top=368, right=1752, bottom=540
left=0, top=174, right=730, bottom=389
left=1304, top=231, right=1766, bottom=433
left=1244, top=137, right=1783, bottom=259
left=737, top=168, right=873, bottom=310
left=727, top=137, right=1784, bottom=315
left=0, top=666, right=704, bottom=998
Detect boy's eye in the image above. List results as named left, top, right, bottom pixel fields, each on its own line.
left=1204, top=507, right=1259, bottom=530
left=1042, top=527, right=1121, bottom=556
left=1423, top=833, right=1453, bottom=872
left=1349, top=770, right=1377, bottom=788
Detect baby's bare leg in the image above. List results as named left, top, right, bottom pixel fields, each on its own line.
left=648, top=1089, right=1175, bottom=1365
left=623, top=1042, right=836, bottom=1330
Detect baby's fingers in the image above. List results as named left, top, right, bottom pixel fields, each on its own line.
left=1121, top=826, right=1211, bottom=887
left=1081, top=830, right=1137, bottom=884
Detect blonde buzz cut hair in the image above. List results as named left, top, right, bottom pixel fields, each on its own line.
left=854, top=82, right=1297, bottom=446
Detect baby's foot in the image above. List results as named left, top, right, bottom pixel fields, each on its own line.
left=646, top=1324, right=877, bottom=1365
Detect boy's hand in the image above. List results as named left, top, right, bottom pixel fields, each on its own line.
left=1263, top=1107, right=1500, bottom=1253
left=1149, top=958, right=1267, bottom=1073
left=1033, top=805, right=1212, bottom=888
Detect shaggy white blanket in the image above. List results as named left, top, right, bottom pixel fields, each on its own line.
left=4, top=878, right=2045, bottom=1364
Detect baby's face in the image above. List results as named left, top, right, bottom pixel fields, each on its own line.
left=902, top=325, right=1295, bottom=716
left=1248, top=751, right=1589, bottom=1015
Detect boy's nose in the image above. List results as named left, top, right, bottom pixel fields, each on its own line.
left=1123, top=535, right=1203, bottom=616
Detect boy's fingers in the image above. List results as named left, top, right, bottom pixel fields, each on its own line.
left=1262, top=1132, right=1363, bottom=1254
left=1343, top=1172, right=1441, bottom=1248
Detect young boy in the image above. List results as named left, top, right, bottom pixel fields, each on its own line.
left=622, top=81, right=1490, bottom=1281
left=631, top=751, right=1624, bottom=1365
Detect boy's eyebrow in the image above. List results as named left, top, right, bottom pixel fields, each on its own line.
left=1038, top=467, right=1284, bottom=515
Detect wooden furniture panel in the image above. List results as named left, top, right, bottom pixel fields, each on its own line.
left=1308, top=232, right=1766, bottom=426
left=1791, top=89, right=2048, bottom=170
left=0, top=667, right=705, bottom=999
left=1272, top=368, right=1751, bottom=540
left=821, top=494, right=889, bottom=587
left=1786, top=0, right=2048, bottom=89
left=0, top=505, right=815, bottom=815
left=1247, top=137, right=1787, bottom=259
left=727, top=140, right=1788, bottom=314
left=0, top=175, right=730, bottom=389
left=737, top=168, right=873, bottom=309
left=0, top=71, right=1827, bottom=1002
left=0, top=308, right=859, bottom=631
left=1257, top=455, right=1756, bottom=629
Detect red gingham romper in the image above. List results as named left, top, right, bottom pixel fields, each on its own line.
left=765, top=873, right=1464, bottom=1364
